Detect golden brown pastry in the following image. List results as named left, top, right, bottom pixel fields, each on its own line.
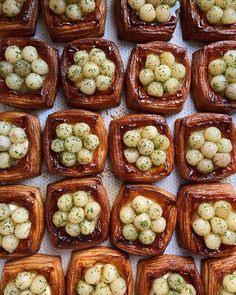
left=175, top=113, right=236, bottom=182
left=66, top=247, right=133, bottom=295
left=0, top=253, right=65, bottom=294
left=0, top=112, right=42, bottom=182
left=43, top=109, right=108, bottom=177
left=177, top=182, right=236, bottom=257
left=126, top=41, right=191, bottom=115
left=192, top=41, right=236, bottom=114
left=202, top=255, right=236, bottom=295
left=110, top=184, right=177, bottom=256
left=181, top=0, right=236, bottom=42
left=0, top=38, right=59, bottom=109
left=115, top=0, right=180, bottom=43
left=0, top=0, right=39, bottom=38
left=41, top=0, right=107, bottom=42
left=46, top=177, right=110, bottom=249
left=136, top=255, right=204, bottom=295
left=61, top=38, right=124, bottom=110
left=109, top=114, right=174, bottom=183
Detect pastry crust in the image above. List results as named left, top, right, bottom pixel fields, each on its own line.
left=43, top=109, right=108, bottom=177
left=110, top=184, right=177, bottom=256
left=46, top=177, right=110, bottom=249
left=0, top=253, right=65, bottom=295
left=126, top=42, right=191, bottom=115
left=192, top=41, right=236, bottom=114
left=41, top=0, right=106, bottom=42
left=177, top=182, right=236, bottom=257
left=61, top=38, right=124, bottom=110
left=115, top=0, right=180, bottom=43
left=66, top=246, right=133, bottom=295
left=202, top=255, right=236, bottom=295
left=0, top=0, right=39, bottom=38
left=175, top=113, right=236, bottom=182
left=136, top=255, right=204, bottom=295
left=109, top=114, right=174, bottom=183
left=0, top=112, right=42, bottom=182
left=181, top=0, right=236, bottom=42
left=0, top=38, right=59, bottom=109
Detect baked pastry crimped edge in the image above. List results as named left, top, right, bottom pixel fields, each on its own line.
left=66, top=246, right=133, bottom=295
left=126, top=41, right=191, bottom=115
left=61, top=38, right=124, bottom=110
left=136, top=254, right=204, bottom=295
left=110, top=184, right=177, bottom=256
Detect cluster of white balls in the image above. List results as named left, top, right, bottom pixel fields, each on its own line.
left=76, top=263, right=127, bottom=295
left=197, top=0, right=236, bottom=25
left=0, top=121, right=29, bottom=169
left=128, top=0, right=177, bottom=23
left=208, top=49, right=236, bottom=100
left=0, top=45, right=48, bottom=92
left=186, top=126, right=233, bottom=174
left=120, top=195, right=166, bottom=245
left=220, top=271, right=236, bottom=294
left=67, top=48, right=115, bottom=96
left=53, top=190, right=101, bottom=237
left=4, top=272, right=50, bottom=295
left=0, top=203, right=31, bottom=254
left=139, top=52, right=186, bottom=97
left=49, top=0, right=96, bottom=21
left=51, top=122, right=99, bottom=167
left=192, top=200, right=236, bottom=250
left=150, top=273, right=196, bottom=295
left=123, top=125, right=170, bottom=172
left=0, top=0, right=26, bottom=17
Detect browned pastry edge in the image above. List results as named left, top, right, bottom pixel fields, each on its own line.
left=177, top=182, right=236, bottom=257
left=61, top=38, right=124, bottom=110
left=43, top=109, right=108, bottom=177
left=110, top=184, right=177, bottom=256
left=0, top=253, right=65, bottom=295
left=181, top=0, right=236, bottom=42
left=174, top=113, right=236, bottom=182
left=201, top=255, right=236, bottom=295
left=46, top=177, right=110, bottom=249
left=136, top=255, right=204, bottom=295
left=0, top=0, right=39, bottom=38
left=109, top=113, right=174, bottom=183
left=0, top=38, right=59, bottom=109
left=192, top=41, right=236, bottom=114
left=126, top=41, right=191, bottom=115
left=0, top=112, right=42, bottom=182
left=41, top=0, right=106, bottom=42
left=114, top=0, right=180, bottom=43
left=66, top=246, right=133, bottom=295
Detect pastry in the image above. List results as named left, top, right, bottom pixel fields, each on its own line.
left=46, top=177, right=110, bottom=249
left=126, top=41, right=191, bottom=114
left=175, top=113, right=236, bottom=182
left=61, top=38, right=124, bottom=110
left=181, top=0, right=236, bottom=42
left=0, top=0, right=39, bottom=38
left=0, top=112, right=42, bottom=182
left=43, top=109, right=108, bottom=177
left=115, top=0, right=180, bottom=43
left=0, top=185, right=44, bottom=259
left=0, top=38, right=59, bottom=109
left=109, top=114, right=174, bottom=183
left=136, top=254, right=204, bottom=295
left=177, top=182, right=236, bottom=257
left=192, top=41, right=236, bottom=113
left=66, top=246, right=133, bottom=295
left=202, top=255, right=236, bottom=295
left=110, top=184, right=177, bottom=256
left=1, top=253, right=65, bottom=295
left=41, top=0, right=107, bottom=42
